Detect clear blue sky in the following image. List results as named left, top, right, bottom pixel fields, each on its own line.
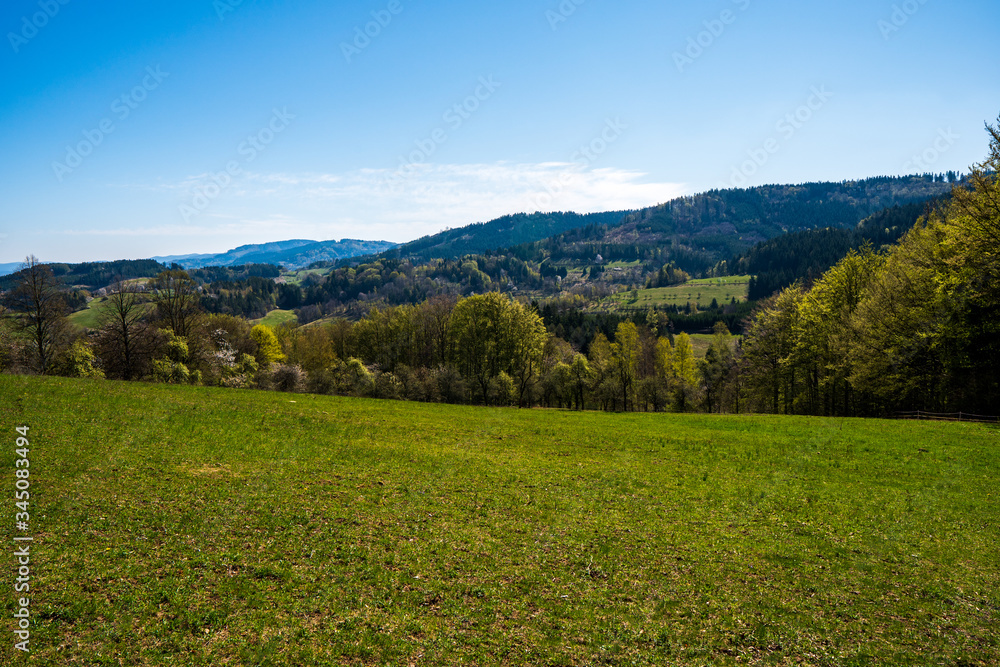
left=1, top=0, right=997, bottom=263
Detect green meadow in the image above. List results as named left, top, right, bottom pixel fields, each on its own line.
left=1, top=374, right=997, bottom=665
left=605, top=276, right=750, bottom=310
left=253, top=309, right=299, bottom=329
left=66, top=298, right=107, bottom=330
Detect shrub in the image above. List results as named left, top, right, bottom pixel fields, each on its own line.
left=151, top=359, right=190, bottom=384
left=374, top=372, right=402, bottom=400
left=488, top=371, right=516, bottom=407
left=271, top=363, right=306, bottom=393
left=340, top=358, right=374, bottom=397
left=52, top=340, right=104, bottom=379
left=306, top=367, right=338, bottom=395
left=434, top=364, right=468, bottom=404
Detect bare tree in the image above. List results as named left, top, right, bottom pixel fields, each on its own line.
left=96, top=278, right=157, bottom=380
left=150, top=269, right=200, bottom=338
left=5, top=255, right=68, bottom=373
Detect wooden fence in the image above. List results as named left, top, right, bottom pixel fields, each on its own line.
left=895, top=410, right=999, bottom=424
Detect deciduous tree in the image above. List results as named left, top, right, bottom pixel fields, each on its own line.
left=5, top=255, right=69, bottom=373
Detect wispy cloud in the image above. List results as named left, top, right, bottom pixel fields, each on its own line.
left=223, top=161, right=683, bottom=225
left=95, top=162, right=687, bottom=249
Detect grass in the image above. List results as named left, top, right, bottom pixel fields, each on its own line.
left=604, top=276, right=751, bottom=310
left=253, top=309, right=299, bottom=328
left=1, top=374, right=997, bottom=665
left=282, top=268, right=332, bottom=286
left=687, top=333, right=711, bottom=357
left=68, top=293, right=155, bottom=331
left=66, top=298, right=107, bottom=329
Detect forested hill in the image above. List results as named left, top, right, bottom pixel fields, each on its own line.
left=508, top=176, right=956, bottom=274
left=376, top=211, right=633, bottom=263
left=158, top=238, right=397, bottom=270
left=728, top=195, right=948, bottom=300
left=0, top=259, right=169, bottom=292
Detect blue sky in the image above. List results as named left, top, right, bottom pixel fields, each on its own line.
left=1, top=0, right=997, bottom=263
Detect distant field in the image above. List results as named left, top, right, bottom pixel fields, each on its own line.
left=254, top=308, right=299, bottom=328
left=604, top=276, right=750, bottom=310
left=283, top=268, right=331, bottom=285
left=66, top=297, right=107, bottom=329
left=2, top=375, right=996, bottom=665
left=68, top=297, right=155, bottom=330
left=686, top=332, right=741, bottom=358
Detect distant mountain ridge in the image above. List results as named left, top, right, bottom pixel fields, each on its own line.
left=502, top=175, right=958, bottom=274
left=381, top=211, right=634, bottom=263
left=0, top=262, right=23, bottom=277
left=154, top=238, right=397, bottom=270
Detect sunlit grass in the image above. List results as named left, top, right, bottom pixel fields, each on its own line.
left=1, top=374, right=996, bottom=665
left=604, top=276, right=750, bottom=310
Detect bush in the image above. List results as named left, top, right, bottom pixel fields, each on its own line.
left=52, top=340, right=104, bottom=379
left=270, top=363, right=306, bottom=393
left=396, top=365, right=441, bottom=403
left=151, top=359, right=190, bottom=384
left=488, top=371, right=516, bottom=407
left=434, top=364, right=468, bottom=404
left=306, top=367, right=338, bottom=395
left=374, top=372, right=402, bottom=400
left=340, top=358, right=374, bottom=397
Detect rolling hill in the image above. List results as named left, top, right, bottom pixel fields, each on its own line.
left=512, top=176, right=957, bottom=274
left=380, top=211, right=634, bottom=263
left=155, top=238, right=397, bottom=270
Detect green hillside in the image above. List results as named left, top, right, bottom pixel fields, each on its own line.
left=602, top=276, right=750, bottom=310
left=520, top=176, right=955, bottom=275
left=3, top=375, right=996, bottom=665
left=387, top=211, right=632, bottom=263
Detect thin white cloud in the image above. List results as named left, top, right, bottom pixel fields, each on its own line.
left=85, top=163, right=688, bottom=250
left=234, top=161, right=687, bottom=224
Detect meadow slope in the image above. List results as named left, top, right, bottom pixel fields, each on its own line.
left=1, top=375, right=997, bottom=665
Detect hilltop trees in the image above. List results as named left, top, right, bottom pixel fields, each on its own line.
left=610, top=321, right=640, bottom=411
left=737, top=117, right=1000, bottom=415
left=150, top=270, right=200, bottom=338
left=699, top=323, right=735, bottom=413
left=450, top=292, right=547, bottom=405
left=4, top=121, right=996, bottom=415
left=96, top=278, right=158, bottom=381
left=5, top=255, right=69, bottom=373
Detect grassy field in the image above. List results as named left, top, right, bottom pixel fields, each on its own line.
left=605, top=276, right=751, bottom=310
left=66, top=298, right=107, bottom=330
left=282, top=268, right=332, bottom=286
left=1, top=375, right=997, bottom=665
left=253, top=309, right=299, bottom=329
left=68, top=291, right=155, bottom=331
left=686, top=332, right=738, bottom=358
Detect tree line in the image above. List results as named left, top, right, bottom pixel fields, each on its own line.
left=2, top=123, right=995, bottom=417
left=0, top=261, right=731, bottom=413
left=737, top=122, right=999, bottom=416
